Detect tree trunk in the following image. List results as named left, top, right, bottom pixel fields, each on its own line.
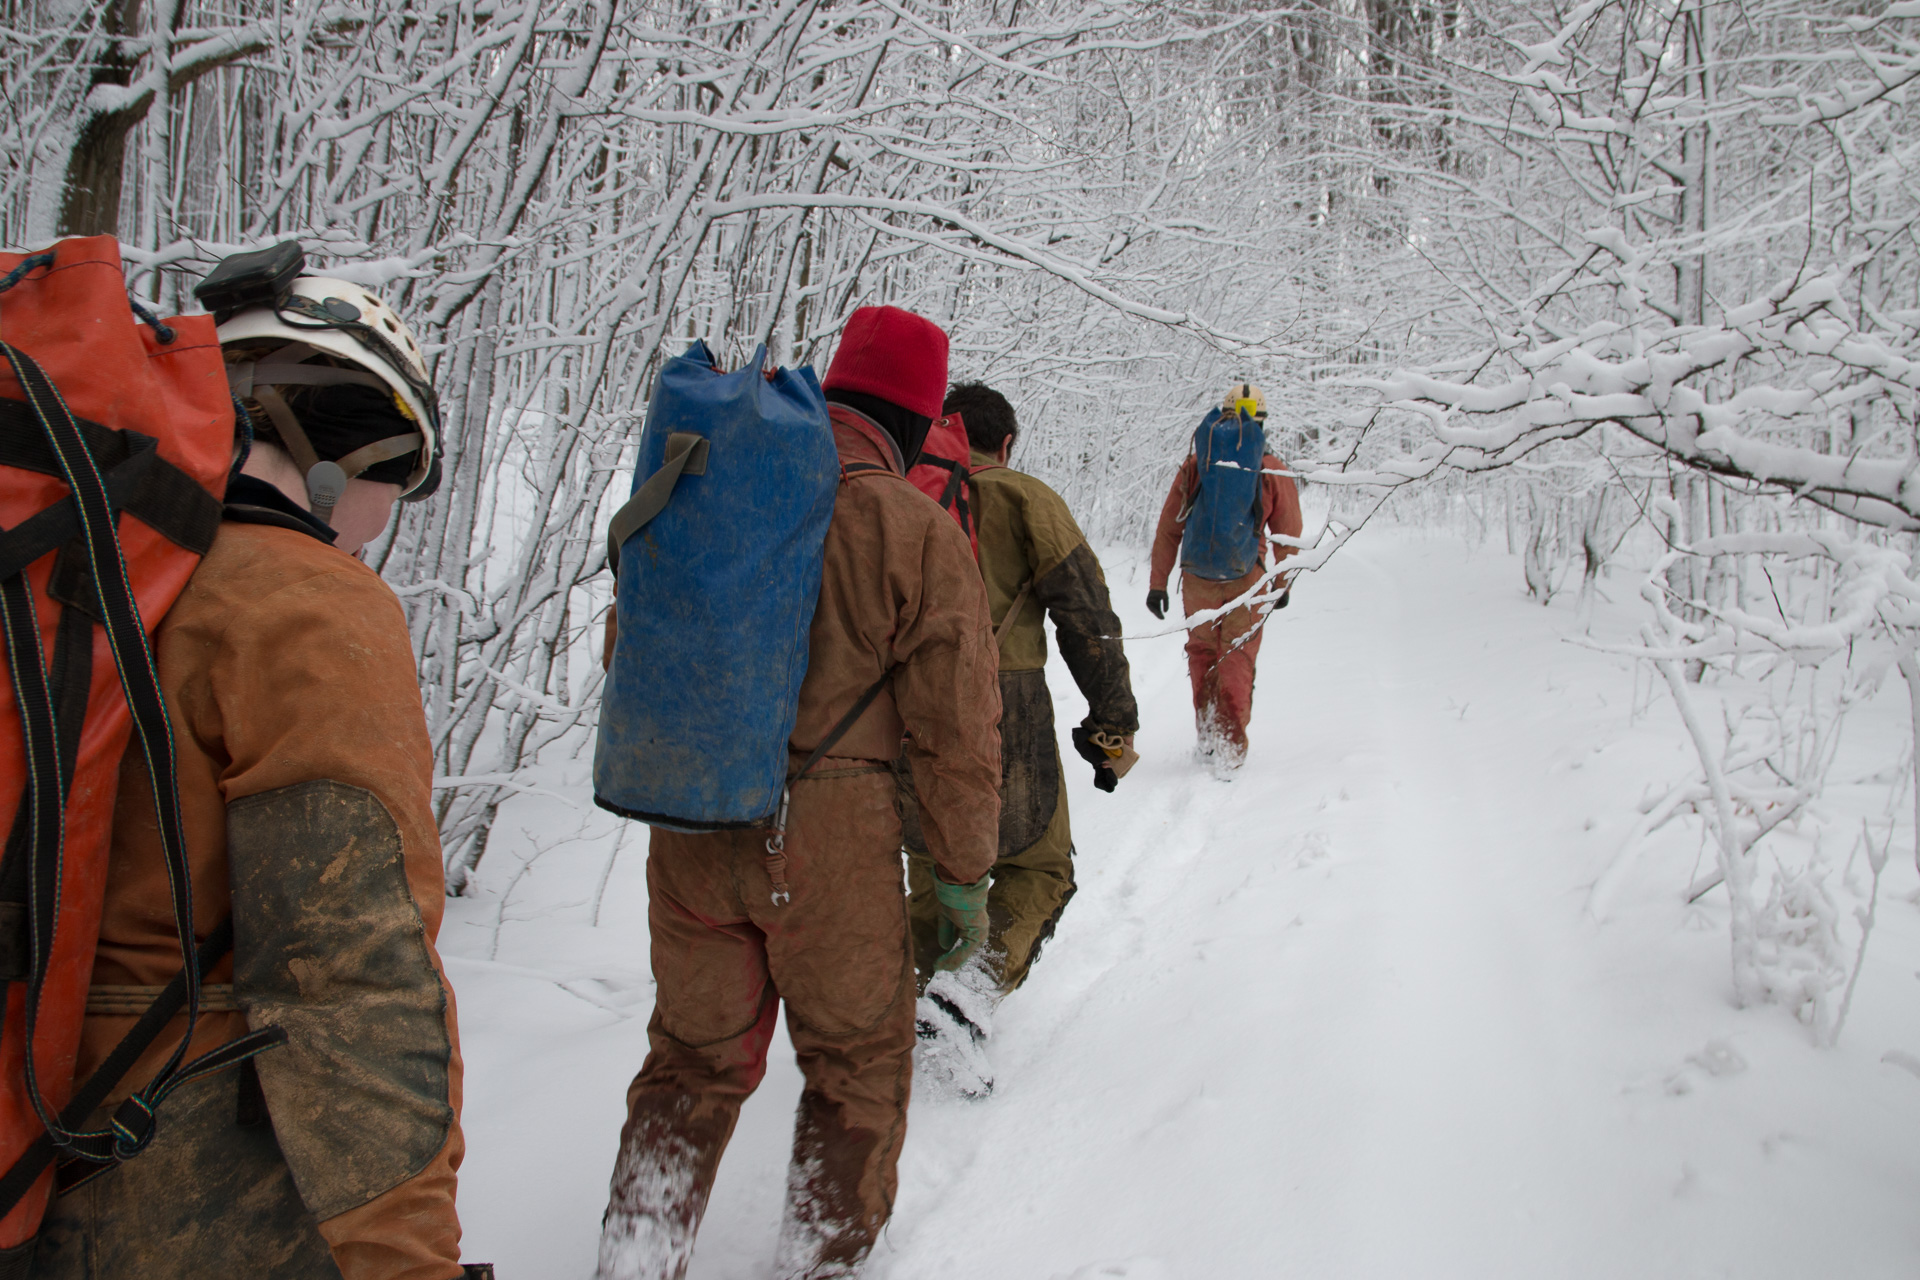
left=58, top=0, right=146, bottom=238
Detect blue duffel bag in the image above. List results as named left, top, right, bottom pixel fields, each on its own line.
left=1180, top=406, right=1266, bottom=581
left=594, top=340, right=838, bottom=831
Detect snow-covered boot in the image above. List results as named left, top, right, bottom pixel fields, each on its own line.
left=915, top=967, right=997, bottom=1099
left=915, top=996, right=993, bottom=1099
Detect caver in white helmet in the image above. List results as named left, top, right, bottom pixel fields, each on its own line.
left=215, top=270, right=441, bottom=516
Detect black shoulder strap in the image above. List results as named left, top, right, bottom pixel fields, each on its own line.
left=791, top=668, right=894, bottom=783
left=0, top=342, right=282, bottom=1218
left=0, top=918, right=283, bottom=1214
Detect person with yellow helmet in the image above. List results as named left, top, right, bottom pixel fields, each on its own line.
left=1145, top=382, right=1303, bottom=768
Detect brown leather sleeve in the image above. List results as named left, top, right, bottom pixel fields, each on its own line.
left=1034, top=544, right=1138, bottom=734
left=1149, top=456, right=1195, bottom=591
left=891, top=515, right=1003, bottom=886
left=206, top=558, right=465, bottom=1280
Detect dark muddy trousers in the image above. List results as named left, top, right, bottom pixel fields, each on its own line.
left=31, top=1069, right=339, bottom=1279
left=599, top=771, right=914, bottom=1280
left=902, top=668, right=1077, bottom=993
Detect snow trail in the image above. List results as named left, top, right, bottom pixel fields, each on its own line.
left=447, top=532, right=1920, bottom=1279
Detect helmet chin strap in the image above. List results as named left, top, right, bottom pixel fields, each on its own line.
left=247, top=385, right=334, bottom=524
left=242, top=383, right=423, bottom=529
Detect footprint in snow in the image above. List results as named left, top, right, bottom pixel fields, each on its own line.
left=1054, top=1259, right=1174, bottom=1280
left=1662, top=1038, right=1747, bottom=1095
left=1292, top=830, right=1332, bottom=869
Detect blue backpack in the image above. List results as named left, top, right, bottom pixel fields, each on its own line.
left=1180, top=407, right=1266, bottom=581
left=594, top=341, right=838, bottom=831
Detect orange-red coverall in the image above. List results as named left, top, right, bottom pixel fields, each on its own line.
left=1149, top=452, right=1303, bottom=755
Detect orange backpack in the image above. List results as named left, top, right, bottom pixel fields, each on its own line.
left=0, top=238, right=280, bottom=1256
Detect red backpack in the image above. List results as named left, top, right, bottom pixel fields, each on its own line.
left=0, top=238, right=279, bottom=1251
left=907, top=413, right=977, bottom=557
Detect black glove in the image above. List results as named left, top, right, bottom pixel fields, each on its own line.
left=1071, top=726, right=1119, bottom=792
left=1145, top=588, right=1168, bottom=620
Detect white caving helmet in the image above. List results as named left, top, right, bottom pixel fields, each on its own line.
left=1222, top=382, right=1267, bottom=421
left=207, top=244, right=440, bottom=521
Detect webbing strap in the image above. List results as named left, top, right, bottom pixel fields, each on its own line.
left=0, top=342, right=207, bottom=1167
left=0, top=604, right=89, bottom=982
left=993, top=579, right=1034, bottom=649
left=605, top=432, right=709, bottom=575
left=0, top=401, right=220, bottom=561
left=332, top=432, right=424, bottom=480
left=0, top=918, right=280, bottom=1214
left=790, top=669, right=895, bottom=785
left=0, top=571, right=64, bottom=1137
left=248, top=386, right=321, bottom=476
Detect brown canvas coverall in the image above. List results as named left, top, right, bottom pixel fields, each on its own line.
left=600, top=406, right=1000, bottom=1280
left=34, top=518, right=466, bottom=1279
left=1149, top=452, right=1303, bottom=754
left=902, top=455, right=1135, bottom=992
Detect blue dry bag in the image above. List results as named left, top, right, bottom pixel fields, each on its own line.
left=1179, top=407, right=1267, bottom=581
left=594, top=341, right=839, bottom=831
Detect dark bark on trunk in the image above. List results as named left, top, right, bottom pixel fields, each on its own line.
left=58, top=0, right=144, bottom=237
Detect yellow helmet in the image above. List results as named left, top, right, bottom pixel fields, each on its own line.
left=1223, top=382, right=1266, bottom=421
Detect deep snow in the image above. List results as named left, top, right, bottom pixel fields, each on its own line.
left=443, top=529, right=1920, bottom=1279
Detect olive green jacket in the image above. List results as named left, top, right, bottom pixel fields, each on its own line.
left=970, top=450, right=1138, bottom=734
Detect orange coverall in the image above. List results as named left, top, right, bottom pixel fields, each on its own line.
left=38, top=516, right=466, bottom=1280
left=1149, top=452, right=1303, bottom=756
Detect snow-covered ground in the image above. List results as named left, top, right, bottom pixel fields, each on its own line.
left=442, top=530, right=1920, bottom=1279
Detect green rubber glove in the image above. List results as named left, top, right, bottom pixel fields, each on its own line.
left=933, top=874, right=990, bottom=973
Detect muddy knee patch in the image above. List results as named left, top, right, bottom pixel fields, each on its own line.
left=228, top=779, right=454, bottom=1219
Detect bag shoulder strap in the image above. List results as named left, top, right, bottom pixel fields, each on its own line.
left=787, top=457, right=910, bottom=781
left=0, top=917, right=277, bottom=1216
left=0, top=339, right=282, bottom=1218
left=791, top=668, right=894, bottom=783
left=604, top=431, right=709, bottom=574
left=994, top=579, right=1033, bottom=649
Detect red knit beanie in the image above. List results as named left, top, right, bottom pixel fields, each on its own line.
left=822, top=305, right=949, bottom=419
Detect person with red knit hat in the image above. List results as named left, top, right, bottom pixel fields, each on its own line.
left=819, top=302, right=949, bottom=465
left=595, top=305, right=1001, bottom=1280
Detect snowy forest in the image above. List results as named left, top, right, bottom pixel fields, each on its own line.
left=6, top=0, right=1920, bottom=1274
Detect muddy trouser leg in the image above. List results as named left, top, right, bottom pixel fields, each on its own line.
left=600, top=827, right=779, bottom=1280
left=756, top=772, right=914, bottom=1280
left=1182, top=569, right=1266, bottom=750
left=985, top=772, right=1075, bottom=992
left=908, top=776, right=1073, bottom=997
left=31, top=1064, right=339, bottom=1279
left=903, top=670, right=1065, bottom=994
left=1211, top=597, right=1267, bottom=753
left=903, top=848, right=943, bottom=989
left=1182, top=572, right=1227, bottom=739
